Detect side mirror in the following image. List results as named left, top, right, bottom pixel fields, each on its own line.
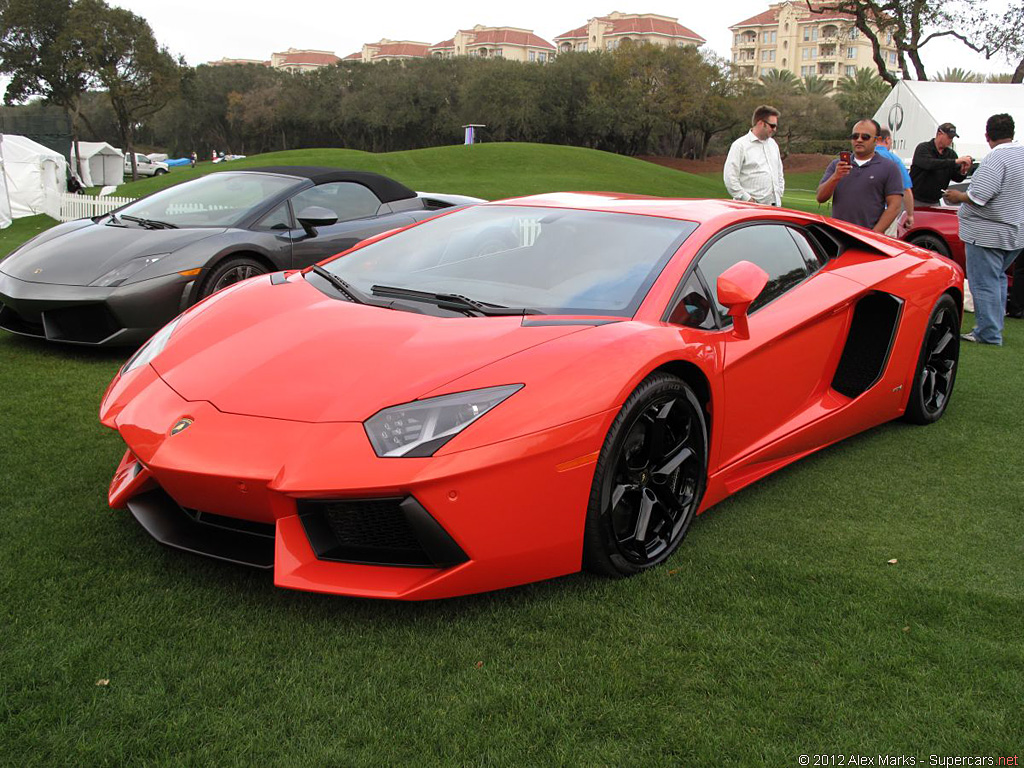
left=296, top=206, right=339, bottom=237
left=716, top=260, right=769, bottom=339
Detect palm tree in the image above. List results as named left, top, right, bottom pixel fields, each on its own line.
left=835, top=67, right=890, bottom=126
left=935, top=67, right=983, bottom=82
left=758, top=68, right=800, bottom=95
left=801, top=75, right=833, bottom=95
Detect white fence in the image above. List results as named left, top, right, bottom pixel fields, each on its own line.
left=57, top=193, right=137, bottom=222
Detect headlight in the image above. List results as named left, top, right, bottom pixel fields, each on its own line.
left=91, top=254, right=170, bottom=287
left=121, top=317, right=181, bottom=375
left=364, top=384, right=523, bottom=458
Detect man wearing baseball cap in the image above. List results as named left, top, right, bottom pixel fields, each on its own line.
left=909, top=122, right=973, bottom=205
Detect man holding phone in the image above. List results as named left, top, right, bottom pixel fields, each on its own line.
left=910, top=123, right=972, bottom=206
left=816, top=119, right=904, bottom=233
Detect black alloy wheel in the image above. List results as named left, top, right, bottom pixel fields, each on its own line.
left=903, top=294, right=960, bottom=424
left=584, top=373, right=708, bottom=577
left=200, top=257, right=268, bottom=298
left=908, top=233, right=951, bottom=258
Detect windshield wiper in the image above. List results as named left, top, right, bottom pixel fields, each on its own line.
left=121, top=215, right=178, bottom=230
left=371, top=284, right=543, bottom=317
left=310, top=265, right=372, bottom=304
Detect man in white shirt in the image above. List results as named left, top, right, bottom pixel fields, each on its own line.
left=723, top=105, right=785, bottom=206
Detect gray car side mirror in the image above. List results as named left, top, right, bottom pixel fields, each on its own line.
left=296, top=206, right=339, bottom=237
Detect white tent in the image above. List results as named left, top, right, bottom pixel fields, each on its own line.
left=72, top=141, right=124, bottom=188
left=874, top=81, right=1024, bottom=164
left=0, top=145, right=12, bottom=229
left=0, top=134, right=66, bottom=219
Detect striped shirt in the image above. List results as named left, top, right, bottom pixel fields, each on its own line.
left=723, top=131, right=785, bottom=206
left=957, top=141, right=1024, bottom=250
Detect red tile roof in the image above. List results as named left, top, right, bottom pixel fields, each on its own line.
left=276, top=51, right=340, bottom=66
left=467, top=29, right=555, bottom=49
left=554, top=24, right=589, bottom=41
left=605, top=16, right=704, bottom=42
left=343, top=52, right=362, bottom=61
left=430, top=38, right=455, bottom=51
left=375, top=42, right=430, bottom=58
left=731, top=3, right=859, bottom=28
left=554, top=15, right=704, bottom=44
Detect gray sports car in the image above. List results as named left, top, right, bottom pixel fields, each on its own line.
left=0, top=167, right=476, bottom=346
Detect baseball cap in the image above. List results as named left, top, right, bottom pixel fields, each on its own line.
left=938, top=122, right=959, bottom=138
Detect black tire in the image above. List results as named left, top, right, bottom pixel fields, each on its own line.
left=583, top=373, right=708, bottom=577
left=199, top=257, right=268, bottom=299
left=908, top=232, right=951, bottom=258
left=154, top=168, right=168, bottom=176
left=903, top=293, right=959, bottom=425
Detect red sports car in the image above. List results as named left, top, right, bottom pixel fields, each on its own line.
left=900, top=202, right=964, bottom=269
left=100, top=195, right=963, bottom=599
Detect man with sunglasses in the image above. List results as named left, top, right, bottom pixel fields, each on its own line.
left=724, top=105, right=785, bottom=207
left=816, top=119, right=903, bottom=233
left=910, top=123, right=972, bottom=206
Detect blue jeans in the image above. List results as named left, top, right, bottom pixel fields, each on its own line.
left=965, top=242, right=1022, bottom=345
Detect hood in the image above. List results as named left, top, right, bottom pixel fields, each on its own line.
left=0, top=219, right=227, bottom=285
left=153, top=275, right=591, bottom=423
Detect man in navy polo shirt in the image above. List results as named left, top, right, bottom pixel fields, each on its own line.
left=816, top=119, right=904, bottom=233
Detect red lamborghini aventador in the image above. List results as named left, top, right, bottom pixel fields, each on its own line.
left=100, top=194, right=964, bottom=599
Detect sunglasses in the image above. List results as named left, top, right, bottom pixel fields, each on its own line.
left=850, top=132, right=875, bottom=141
left=764, top=121, right=779, bottom=129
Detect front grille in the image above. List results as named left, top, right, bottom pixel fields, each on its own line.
left=298, top=496, right=469, bottom=569
left=183, top=508, right=275, bottom=539
left=41, top=304, right=122, bottom=344
left=0, top=303, right=45, bottom=338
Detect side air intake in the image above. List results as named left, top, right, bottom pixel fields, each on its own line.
left=831, top=292, right=903, bottom=398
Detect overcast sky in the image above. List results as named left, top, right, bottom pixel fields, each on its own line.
left=108, top=0, right=1014, bottom=77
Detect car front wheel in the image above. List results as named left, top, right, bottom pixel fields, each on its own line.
left=584, top=373, right=708, bottom=577
left=199, top=257, right=268, bottom=298
left=903, top=293, right=960, bottom=424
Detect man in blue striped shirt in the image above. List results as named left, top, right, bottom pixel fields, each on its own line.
left=944, top=114, right=1024, bottom=346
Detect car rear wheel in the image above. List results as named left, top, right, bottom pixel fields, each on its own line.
left=584, top=373, right=708, bottom=577
left=903, top=294, right=959, bottom=424
left=908, top=233, right=951, bottom=258
left=200, top=257, right=268, bottom=298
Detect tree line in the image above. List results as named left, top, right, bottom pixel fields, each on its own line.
left=2, top=0, right=1020, bottom=168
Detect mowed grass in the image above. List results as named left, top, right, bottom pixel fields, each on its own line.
left=1, top=145, right=1022, bottom=765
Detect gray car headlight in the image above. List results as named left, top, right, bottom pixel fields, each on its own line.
left=91, top=253, right=170, bottom=287
left=121, top=317, right=181, bottom=375
left=364, top=384, right=524, bottom=458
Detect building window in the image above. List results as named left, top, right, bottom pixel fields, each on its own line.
left=889, top=51, right=897, bottom=65
left=762, top=31, right=776, bottom=43
left=761, top=67, right=769, bottom=76
left=847, top=46, right=855, bottom=58
left=538, top=52, right=546, bottom=62
left=529, top=50, right=536, bottom=61
left=802, top=47, right=817, bottom=60
left=580, top=42, right=587, bottom=52
left=803, top=26, right=818, bottom=42
left=822, top=24, right=838, bottom=38
left=845, top=65, right=857, bottom=77
left=849, top=27, right=859, bottom=39
left=801, top=65, right=814, bottom=76
left=885, top=32, right=893, bottom=45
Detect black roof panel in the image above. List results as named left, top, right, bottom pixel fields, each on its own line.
left=236, top=166, right=416, bottom=203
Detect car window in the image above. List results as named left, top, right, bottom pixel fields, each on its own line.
left=788, top=227, right=825, bottom=272
left=667, top=273, right=717, bottom=330
left=697, top=224, right=811, bottom=318
left=290, top=182, right=381, bottom=223
left=255, top=202, right=292, bottom=231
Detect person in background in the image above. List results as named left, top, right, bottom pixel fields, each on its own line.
left=943, top=113, right=1023, bottom=345
left=723, top=105, right=785, bottom=206
left=910, top=123, right=972, bottom=206
left=190, top=151, right=197, bottom=169
left=875, top=128, right=913, bottom=236
left=816, top=119, right=903, bottom=233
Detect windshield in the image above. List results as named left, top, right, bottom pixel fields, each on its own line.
left=117, top=172, right=303, bottom=227
left=323, top=205, right=697, bottom=316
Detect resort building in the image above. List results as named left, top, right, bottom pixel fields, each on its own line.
left=729, top=1, right=899, bottom=87
left=269, top=49, right=341, bottom=72
left=429, top=26, right=555, bottom=62
left=553, top=12, right=705, bottom=53
left=349, top=40, right=432, bottom=63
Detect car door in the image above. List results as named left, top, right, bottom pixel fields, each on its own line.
left=692, top=222, right=865, bottom=470
left=286, top=181, right=417, bottom=268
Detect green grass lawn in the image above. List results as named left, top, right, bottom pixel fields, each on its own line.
left=1, top=144, right=1021, bottom=765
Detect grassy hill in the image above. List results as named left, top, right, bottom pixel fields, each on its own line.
left=116, top=143, right=728, bottom=202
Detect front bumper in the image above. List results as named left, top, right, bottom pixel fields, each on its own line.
left=105, top=367, right=612, bottom=600
left=0, top=270, right=197, bottom=346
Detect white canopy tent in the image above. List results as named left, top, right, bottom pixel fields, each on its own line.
left=0, top=134, right=66, bottom=219
left=72, top=141, right=124, bottom=188
left=0, top=146, right=12, bottom=229
left=874, top=81, right=1024, bottom=164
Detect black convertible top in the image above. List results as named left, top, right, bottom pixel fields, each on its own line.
left=239, top=166, right=417, bottom=203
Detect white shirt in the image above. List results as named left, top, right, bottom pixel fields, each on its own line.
left=723, top=131, right=785, bottom=205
